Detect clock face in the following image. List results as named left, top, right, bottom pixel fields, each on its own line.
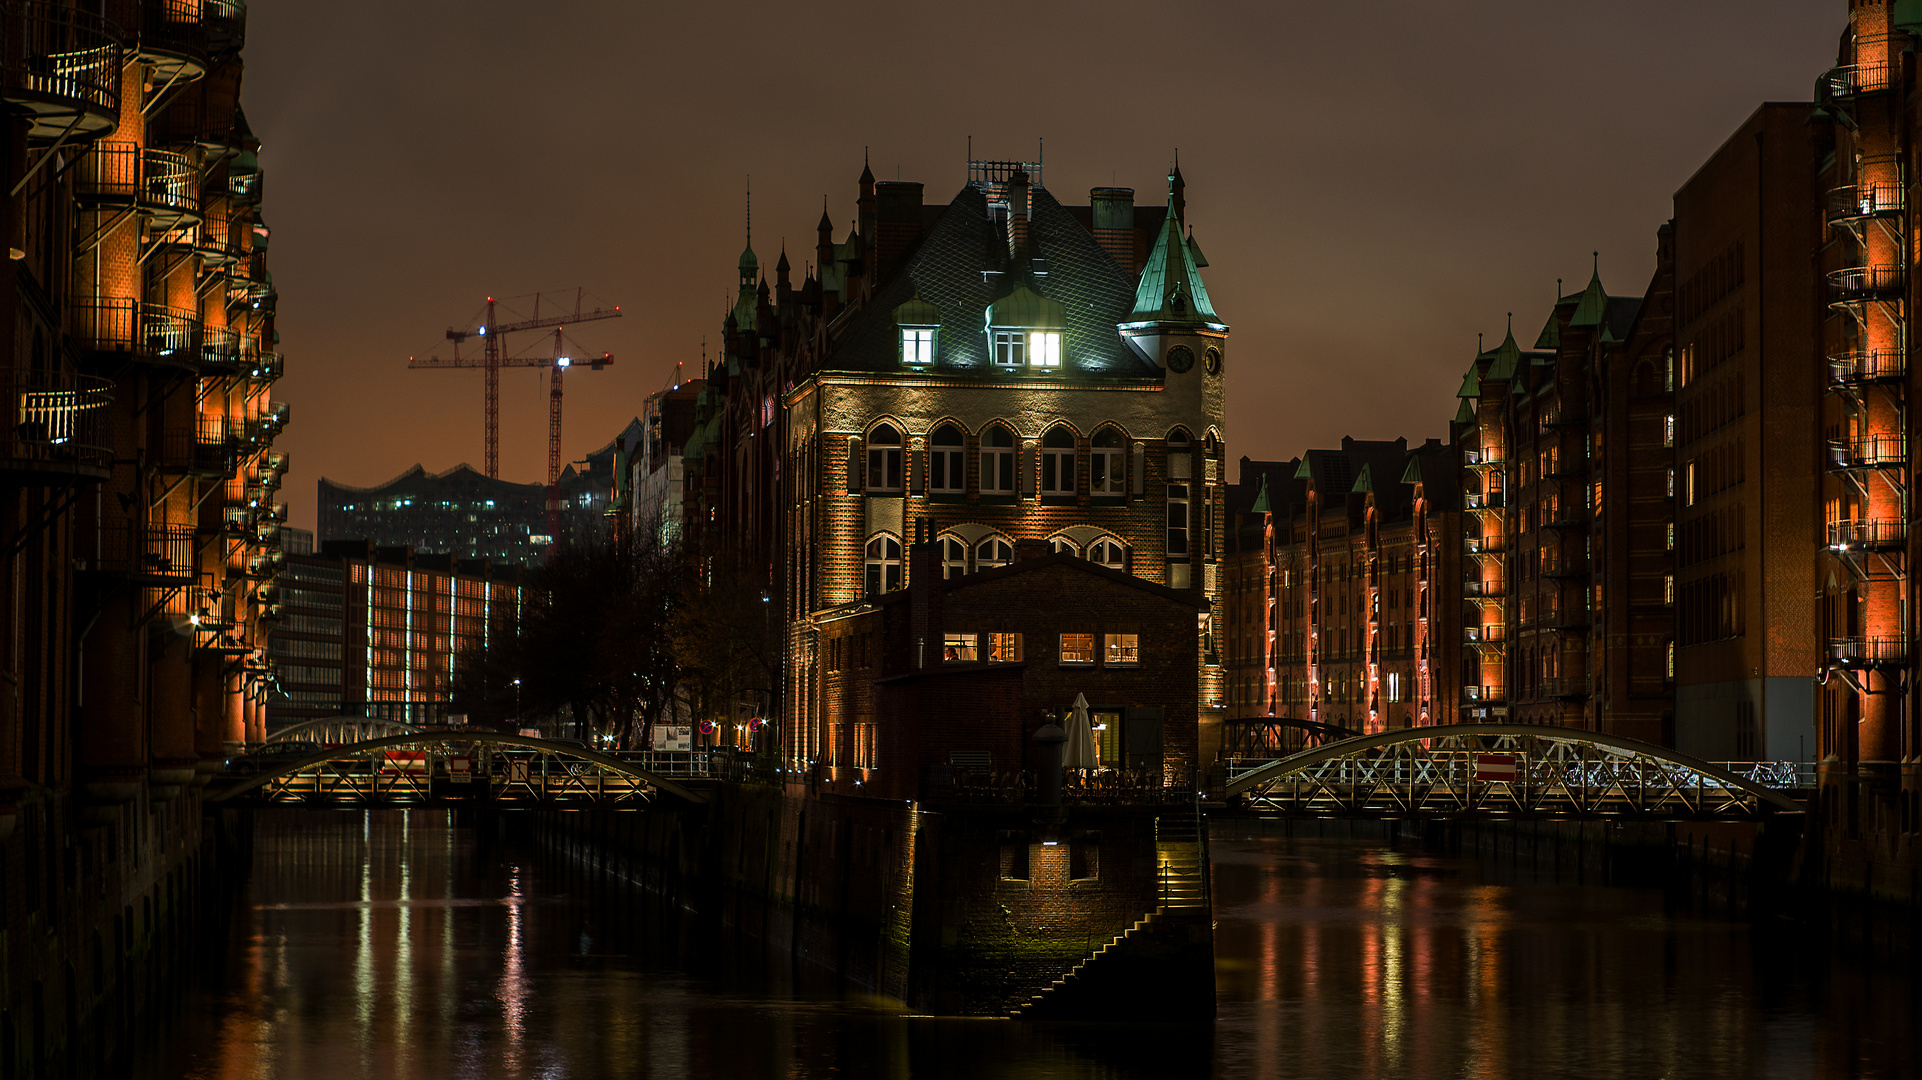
left=1205, top=347, right=1222, bottom=375
left=1166, top=345, right=1195, bottom=373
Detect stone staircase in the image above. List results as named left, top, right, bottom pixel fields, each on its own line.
left=1011, top=809, right=1214, bottom=1021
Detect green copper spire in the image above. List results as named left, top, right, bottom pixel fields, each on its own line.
left=1568, top=253, right=1609, bottom=327
left=1250, top=474, right=1272, bottom=513
left=1127, top=175, right=1222, bottom=327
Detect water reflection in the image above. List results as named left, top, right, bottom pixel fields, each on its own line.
left=132, top=814, right=1917, bottom=1079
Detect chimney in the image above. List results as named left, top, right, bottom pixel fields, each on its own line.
left=1007, top=169, right=1031, bottom=262
left=873, top=181, right=924, bottom=282
left=1090, top=186, right=1135, bottom=271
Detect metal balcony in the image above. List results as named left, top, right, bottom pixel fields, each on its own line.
left=1828, top=436, right=1905, bottom=471
left=0, top=3, right=124, bottom=142
left=1463, top=579, right=1505, bottom=598
left=138, top=148, right=200, bottom=227
left=150, top=93, right=240, bottom=154
left=1462, top=492, right=1504, bottom=511
left=244, top=351, right=283, bottom=381
left=1542, top=505, right=1587, bottom=528
left=1829, top=265, right=1905, bottom=305
left=201, top=325, right=243, bottom=371
left=160, top=415, right=241, bottom=477
left=85, top=522, right=196, bottom=584
left=1828, top=636, right=1907, bottom=669
left=205, top=0, right=246, bottom=51
left=137, top=0, right=209, bottom=82
left=1828, top=349, right=1906, bottom=388
left=1828, top=519, right=1907, bottom=551
left=1, top=368, right=112, bottom=484
left=1828, top=182, right=1905, bottom=226
left=1463, top=447, right=1504, bottom=468
left=1464, top=623, right=1506, bottom=644
left=1539, top=608, right=1590, bottom=631
left=1542, top=559, right=1588, bottom=580
left=1462, top=685, right=1504, bottom=704
left=1826, top=62, right=1896, bottom=98
left=229, top=169, right=264, bottom=207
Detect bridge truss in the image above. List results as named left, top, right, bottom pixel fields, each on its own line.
left=209, top=733, right=706, bottom=808
left=262, top=716, right=423, bottom=746
left=1223, top=724, right=1804, bottom=820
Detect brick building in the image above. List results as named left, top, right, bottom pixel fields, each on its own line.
left=0, top=2, right=283, bottom=1069
left=1447, top=253, right=1676, bottom=741
left=811, top=539, right=1207, bottom=799
left=265, top=542, right=524, bottom=730
left=1222, top=438, right=1462, bottom=739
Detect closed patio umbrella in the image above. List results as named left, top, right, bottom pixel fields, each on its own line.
left=1064, top=693, right=1098, bottom=771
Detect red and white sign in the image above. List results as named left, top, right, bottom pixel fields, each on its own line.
left=448, top=756, right=473, bottom=783
left=380, top=750, right=428, bottom=777
left=1475, top=754, right=1517, bottom=783
left=506, top=760, right=532, bottom=785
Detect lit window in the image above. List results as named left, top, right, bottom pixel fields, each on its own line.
left=864, top=534, right=902, bottom=595
left=1664, top=414, right=1675, bottom=447
left=993, top=331, right=1026, bottom=367
left=976, top=537, right=1012, bottom=570
left=1088, top=537, right=1126, bottom=570
left=930, top=424, right=965, bottom=493
left=1668, top=467, right=1677, bottom=500
left=985, top=632, right=1023, bottom=662
left=866, top=424, right=903, bottom=492
left=1167, top=484, right=1190, bottom=555
left=1666, top=523, right=1675, bottom=550
left=940, top=536, right=969, bottom=579
left=1059, top=633, right=1095, bottom=665
left=1663, top=575, right=1675, bottom=605
left=1041, top=426, right=1075, bottom=494
left=980, top=426, right=1016, bottom=493
left=1103, top=633, right=1139, bottom=666
left=1029, top=331, right=1062, bottom=368
left=942, top=633, right=978, bottom=662
left=1682, top=462, right=1693, bottom=505
left=1666, top=640, right=1675, bottom=680
left=900, top=327, right=935, bottom=366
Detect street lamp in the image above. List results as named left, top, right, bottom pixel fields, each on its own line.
left=513, top=678, right=522, bottom=725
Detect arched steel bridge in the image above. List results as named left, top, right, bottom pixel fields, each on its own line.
left=1222, top=724, right=1804, bottom=820
left=262, top=716, right=424, bottom=745
left=210, top=733, right=708, bottom=808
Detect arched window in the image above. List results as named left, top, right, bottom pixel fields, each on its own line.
left=1050, top=537, right=1079, bottom=556
left=980, top=425, right=1015, bottom=494
left=976, top=537, right=1012, bottom=569
left=1041, top=425, right=1076, bottom=495
left=866, top=423, right=903, bottom=492
left=865, top=534, right=902, bottom=594
left=1088, top=536, right=1126, bottom=570
left=1091, top=427, right=1126, bottom=496
left=939, top=535, right=968, bottom=579
left=930, top=424, right=965, bottom=494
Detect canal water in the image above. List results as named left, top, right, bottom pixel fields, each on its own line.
left=129, top=811, right=1917, bottom=1079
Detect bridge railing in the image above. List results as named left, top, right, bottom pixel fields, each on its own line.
left=1709, top=761, right=1816, bottom=791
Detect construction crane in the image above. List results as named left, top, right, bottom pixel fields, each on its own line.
left=407, top=289, right=621, bottom=479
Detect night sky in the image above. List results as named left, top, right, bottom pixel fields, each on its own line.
left=244, top=2, right=1840, bottom=530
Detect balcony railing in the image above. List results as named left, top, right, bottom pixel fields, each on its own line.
left=205, top=0, right=247, bottom=51
left=1463, top=492, right=1504, bottom=510
left=1463, top=580, right=1506, bottom=598
left=1463, top=448, right=1505, bottom=467
left=139, top=0, right=208, bottom=76
left=1463, top=535, right=1506, bottom=554
left=229, top=170, right=263, bottom=206
left=74, top=141, right=138, bottom=202
left=1539, top=608, right=1590, bottom=631
left=87, top=522, right=196, bottom=582
left=1828, top=636, right=1908, bottom=668
left=139, top=147, right=200, bottom=223
left=3, top=368, right=112, bottom=480
left=1464, top=623, right=1507, bottom=643
left=1828, top=349, right=1906, bottom=387
left=1542, top=558, right=1588, bottom=579
left=1542, top=505, right=1587, bottom=528
left=1828, top=519, right=1907, bottom=550
left=1829, top=264, right=1905, bottom=302
left=201, top=324, right=242, bottom=370
left=0, top=3, right=124, bottom=141
left=1828, top=436, right=1905, bottom=471
left=69, top=298, right=205, bottom=365
left=1827, top=182, right=1905, bottom=224
left=1827, top=62, right=1895, bottom=98
left=1463, top=685, right=1505, bottom=704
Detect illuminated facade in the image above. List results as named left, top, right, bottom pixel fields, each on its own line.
left=0, top=1, right=279, bottom=1068
left=1223, top=440, right=1462, bottom=737
left=739, top=160, right=1229, bottom=781
left=266, top=542, right=524, bottom=729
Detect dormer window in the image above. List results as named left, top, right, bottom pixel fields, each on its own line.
left=893, top=290, right=941, bottom=368
left=901, top=328, right=935, bottom=366
left=985, top=285, right=1066, bottom=371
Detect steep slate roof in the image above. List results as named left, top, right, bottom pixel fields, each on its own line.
left=1399, top=442, right=1461, bottom=513
left=822, top=184, right=1155, bottom=377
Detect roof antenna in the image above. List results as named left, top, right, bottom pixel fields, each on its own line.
left=1478, top=332, right=1484, bottom=352
left=1507, top=312, right=1513, bottom=333
left=745, top=176, right=751, bottom=248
